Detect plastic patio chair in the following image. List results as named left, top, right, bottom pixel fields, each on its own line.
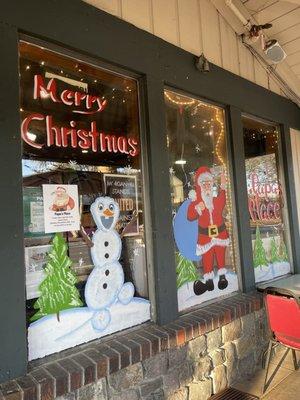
left=263, top=291, right=300, bottom=394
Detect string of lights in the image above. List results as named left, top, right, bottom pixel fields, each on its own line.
left=164, top=91, right=196, bottom=106
left=166, top=90, right=237, bottom=271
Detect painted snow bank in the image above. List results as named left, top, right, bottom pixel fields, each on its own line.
left=255, top=262, right=291, bottom=283
left=177, top=272, right=239, bottom=312
left=28, top=298, right=150, bottom=360
left=273, top=261, right=291, bottom=277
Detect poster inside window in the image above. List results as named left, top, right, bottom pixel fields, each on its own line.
left=243, top=116, right=292, bottom=283
left=165, top=90, right=239, bottom=312
left=19, top=41, right=150, bottom=360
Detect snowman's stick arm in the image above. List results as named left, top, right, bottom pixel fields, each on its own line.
left=80, top=225, right=94, bottom=248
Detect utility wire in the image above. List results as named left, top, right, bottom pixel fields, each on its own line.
left=242, top=39, right=300, bottom=107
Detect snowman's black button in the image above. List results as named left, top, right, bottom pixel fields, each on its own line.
left=103, top=283, right=107, bottom=289
left=105, top=253, right=109, bottom=259
left=105, top=269, right=109, bottom=276
left=104, top=241, right=109, bottom=247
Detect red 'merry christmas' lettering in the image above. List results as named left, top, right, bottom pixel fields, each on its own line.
left=33, top=75, right=107, bottom=114
left=21, top=114, right=138, bottom=156
left=21, top=75, right=139, bottom=156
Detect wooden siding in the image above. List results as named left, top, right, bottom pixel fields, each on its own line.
left=83, top=0, right=293, bottom=97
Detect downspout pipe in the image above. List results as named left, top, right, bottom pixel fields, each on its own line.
left=225, top=0, right=251, bottom=30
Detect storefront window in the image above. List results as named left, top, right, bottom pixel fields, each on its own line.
left=165, top=90, right=239, bottom=312
left=243, top=116, right=292, bottom=283
left=290, top=129, right=300, bottom=237
left=19, top=41, right=150, bottom=360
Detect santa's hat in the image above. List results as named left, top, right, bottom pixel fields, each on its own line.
left=193, top=166, right=213, bottom=200
left=195, top=166, right=213, bottom=183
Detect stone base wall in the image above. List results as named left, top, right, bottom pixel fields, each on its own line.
left=57, top=308, right=269, bottom=400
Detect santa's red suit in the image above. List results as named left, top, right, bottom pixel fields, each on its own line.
left=187, top=166, right=229, bottom=282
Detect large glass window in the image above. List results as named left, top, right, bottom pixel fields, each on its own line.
left=19, top=41, right=150, bottom=360
left=165, top=90, right=239, bottom=312
left=243, top=116, right=292, bottom=283
left=290, top=129, right=300, bottom=236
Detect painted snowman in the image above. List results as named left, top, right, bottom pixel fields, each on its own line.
left=85, top=197, right=135, bottom=331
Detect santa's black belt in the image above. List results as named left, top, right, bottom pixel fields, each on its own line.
left=199, top=223, right=226, bottom=238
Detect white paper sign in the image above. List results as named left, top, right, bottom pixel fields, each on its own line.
left=30, top=201, right=45, bottom=233
left=42, top=184, right=80, bottom=233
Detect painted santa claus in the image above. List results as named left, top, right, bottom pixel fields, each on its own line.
left=50, top=186, right=75, bottom=212
left=187, top=166, right=230, bottom=295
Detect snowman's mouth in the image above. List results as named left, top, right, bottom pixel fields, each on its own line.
left=101, top=216, right=114, bottom=230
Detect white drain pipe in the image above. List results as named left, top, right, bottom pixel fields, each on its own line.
left=225, top=0, right=251, bottom=30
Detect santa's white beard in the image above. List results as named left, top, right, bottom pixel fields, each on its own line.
left=54, top=193, right=69, bottom=207
left=201, top=191, right=214, bottom=212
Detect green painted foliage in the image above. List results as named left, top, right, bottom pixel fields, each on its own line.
left=279, top=239, right=289, bottom=262
left=176, top=252, right=199, bottom=289
left=270, top=236, right=281, bottom=263
left=253, top=226, right=268, bottom=268
left=31, top=233, right=83, bottom=322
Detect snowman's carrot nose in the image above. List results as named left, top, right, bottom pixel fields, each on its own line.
left=103, top=208, right=114, bottom=217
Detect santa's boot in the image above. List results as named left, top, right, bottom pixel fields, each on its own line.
left=193, top=272, right=214, bottom=295
left=218, top=268, right=228, bottom=290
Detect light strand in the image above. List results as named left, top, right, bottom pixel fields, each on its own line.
left=164, top=91, right=196, bottom=106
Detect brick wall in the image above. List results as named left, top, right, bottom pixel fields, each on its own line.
left=0, top=293, right=270, bottom=400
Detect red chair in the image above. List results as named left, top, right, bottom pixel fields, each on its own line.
left=263, top=291, right=300, bottom=393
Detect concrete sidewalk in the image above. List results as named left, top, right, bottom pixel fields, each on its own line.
left=233, top=346, right=299, bottom=399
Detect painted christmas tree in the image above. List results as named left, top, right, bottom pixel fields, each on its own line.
left=253, top=226, right=268, bottom=268
left=279, top=238, right=289, bottom=262
left=176, top=252, right=199, bottom=289
left=31, top=233, right=83, bottom=322
left=270, top=236, right=281, bottom=263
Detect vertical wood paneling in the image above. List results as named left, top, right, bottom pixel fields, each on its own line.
left=219, top=14, right=239, bottom=75
left=84, top=0, right=121, bottom=17
left=254, top=59, right=268, bottom=88
left=121, top=0, right=153, bottom=33
left=177, top=0, right=202, bottom=55
left=269, top=76, right=282, bottom=95
left=290, top=129, right=300, bottom=235
left=151, top=0, right=180, bottom=46
left=237, top=38, right=255, bottom=83
left=199, top=0, right=222, bottom=66
left=83, top=0, right=288, bottom=99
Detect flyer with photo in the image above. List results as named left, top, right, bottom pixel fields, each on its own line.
left=42, top=184, right=80, bottom=233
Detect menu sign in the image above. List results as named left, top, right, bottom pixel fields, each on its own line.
left=104, top=174, right=139, bottom=236
left=245, top=154, right=283, bottom=226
